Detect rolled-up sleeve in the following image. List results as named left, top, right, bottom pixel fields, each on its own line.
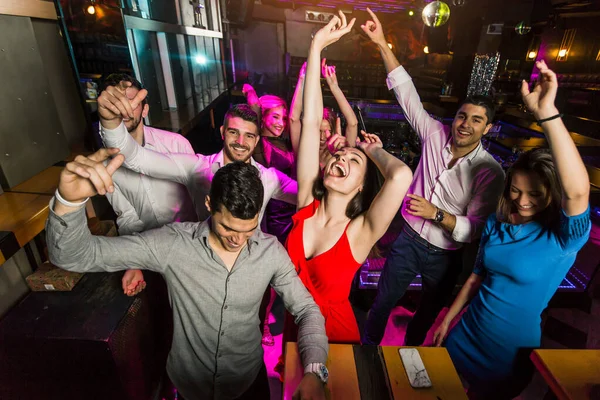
left=452, top=167, right=505, bottom=243
left=269, top=168, right=298, bottom=205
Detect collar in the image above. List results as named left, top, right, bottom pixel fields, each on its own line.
left=443, top=137, right=483, bottom=166
left=210, top=150, right=259, bottom=173
left=142, top=125, right=155, bottom=148
left=194, top=217, right=260, bottom=252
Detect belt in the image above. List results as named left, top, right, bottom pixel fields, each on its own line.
left=402, top=222, right=452, bottom=252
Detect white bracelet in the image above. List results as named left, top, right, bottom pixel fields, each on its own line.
left=55, top=189, right=89, bottom=208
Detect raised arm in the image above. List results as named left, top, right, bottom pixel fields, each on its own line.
left=48, top=149, right=173, bottom=274
left=242, top=83, right=261, bottom=117
left=361, top=8, right=443, bottom=141
left=105, top=178, right=145, bottom=235
left=98, top=83, right=200, bottom=185
left=289, top=62, right=306, bottom=155
left=521, top=60, right=589, bottom=216
left=297, top=12, right=356, bottom=208
left=322, top=59, right=358, bottom=146
left=349, top=133, right=413, bottom=261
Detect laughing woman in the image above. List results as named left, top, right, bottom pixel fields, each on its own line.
left=433, top=61, right=591, bottom=399
left=284, top=12, right=413, bottom=343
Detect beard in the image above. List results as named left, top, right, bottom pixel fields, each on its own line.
left=125, top=117, right=143, bottom=133
left=224, top=143, right=252, bottom=162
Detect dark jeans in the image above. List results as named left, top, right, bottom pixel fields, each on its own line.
left=363, top=225, right=463, bottom=346
left=177, top=364, right=270, bottom=400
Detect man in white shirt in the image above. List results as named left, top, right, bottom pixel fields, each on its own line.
left=99, top=74, right=197, bottom=296
left=97, top=82, right=297, bottom=292
left=361, top=9, right=505, bottom=346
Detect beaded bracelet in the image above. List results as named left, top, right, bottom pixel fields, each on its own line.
left=536, top=113, right=563, bottom=126
left=55, top=189, right=89, bottom=208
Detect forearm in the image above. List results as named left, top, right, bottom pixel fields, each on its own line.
left=376, top=42, right=401, bottom=74
left=367, top=147, right=409, bottom=180
left=441, top=273, right=482, bottom=325
left=329, top=84, right=358, bottom=143
left=438, top=210, right=457, bottom=233
left=302, top=42, right=324, bottom=127
left=48, top=199, right=166, bottom=273
left=296, top=303, right=329, bottom=365
left=289, top=78, right=305, bottom=154
left=101, top=123, right=193, bottom=185
left=536, top=109, right=589, bottom=199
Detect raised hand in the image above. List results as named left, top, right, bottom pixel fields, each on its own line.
left=98, top=81, right=147, bottom=129
left=356, top=130, right=383, bottom=153
left=58, top=148, right=124, bottom=203
left=521, top=60, right=559, bottom=119
left=361, top=8, right=386, bottom=47
left=321, top=58, right=339, bottom=88
left=242, top=83, right=257, bottom=98
left=326, top=133, right=348, bottom=155
left=312, top=11, right=356, bottom=51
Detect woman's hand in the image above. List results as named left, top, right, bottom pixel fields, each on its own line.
left=433, top=321, right=450, bottom=347
left=311, top=11, right=356, bottom=51
left=298, top=61, right=308, bottom=80
left=521, top=60, right=559, bottom=120
left=356, top=131, right=383, bottom=154
left=321, top=58, right=339, bottom=88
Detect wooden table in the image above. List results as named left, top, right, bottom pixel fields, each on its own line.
left=284, top=343, right=466, bottom=400
left=0, top=192, right=52, bottom=248
left=531, top=349, right=600, bottom=400
left=6, top=166, right=63, bottom=195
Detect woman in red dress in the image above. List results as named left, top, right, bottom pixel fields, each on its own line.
left=284, top=13, right=413, bottom=344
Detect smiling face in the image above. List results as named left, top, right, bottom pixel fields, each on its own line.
left=323, top=147, right=368, bottom=195
left=221, top=116, right=260, bottom=163
left=451, top=103, right=492, bottom=153
left=262, top=106, right=287, bottom=137
left=509, top=170, right=551, bottom=222
left=320, top=119, right=332, bottom=143
left=208, top=204, right=259, bottom=252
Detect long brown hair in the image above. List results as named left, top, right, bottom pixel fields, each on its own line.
left=496, top=148, right=562, bottom=232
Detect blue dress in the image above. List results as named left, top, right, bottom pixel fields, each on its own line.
left=446, top=208, right=591, bottom=396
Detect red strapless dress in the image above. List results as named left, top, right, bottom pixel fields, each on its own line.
left=284, top=200, right=362, bottom=343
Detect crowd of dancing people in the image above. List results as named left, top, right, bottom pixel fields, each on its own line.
left=47, top=8, right=591, bottom=400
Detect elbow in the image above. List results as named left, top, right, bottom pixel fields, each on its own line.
left=346, top=119, right=358, bottom=129
left=564, top=188, right=590, bottom=202
left=389, top=165, right=413, bottom=182
left=289, top=115, right=301, bottom=125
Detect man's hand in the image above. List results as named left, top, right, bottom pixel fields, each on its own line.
left=292, top=373, right=326, bottom=400
left=360, top=8, right=386, bottom=48
left=312, top=11, right=356, bottom=51
left=405, top=194, right=437, bottom=220
left=321, top=58, right=339, bottom=88
left=356, top=130, right=383, bottom=154
left=521, top=60, right=559, bottom=120
left=98, top=81, right=147, bottom=130
left=58, top=148, right=124, bottom=203
left=122, top=269, right=146, bottom=296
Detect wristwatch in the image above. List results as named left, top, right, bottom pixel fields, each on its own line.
left=433, top=208, right=445, bottom=223
left=304, top=363, right=329, bottom=384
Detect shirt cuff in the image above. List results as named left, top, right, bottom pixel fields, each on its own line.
left=300, top=345, right=328, bottom=366
left=47, top=197, right=88, bottom=231
left=386, top=66, right=412, bottom=90
left=451, top=215, right=473, bottom=243
left=99, top=121, right=126, bottom=142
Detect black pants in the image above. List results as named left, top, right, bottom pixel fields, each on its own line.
left=177, top=364, right=270, bottom=400
left=363, top=225, right=463, bottom=346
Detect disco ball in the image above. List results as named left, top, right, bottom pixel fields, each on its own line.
left=422, top=1, right=451, bottom=28
left=452, top=0, right=466, bottom=6
left=515, top=21, right=532, bottom=35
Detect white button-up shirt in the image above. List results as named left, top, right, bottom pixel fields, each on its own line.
left=101, top=123, right=298, bottom=223
left=387, top=66, right=505, bottom=250
left=107, top=125, right=197, bottom=235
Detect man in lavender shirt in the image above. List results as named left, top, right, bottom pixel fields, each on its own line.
left=361, top=9, right=505, bottom=346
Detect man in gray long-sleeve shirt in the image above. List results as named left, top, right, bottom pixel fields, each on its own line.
left=47, top=156, right=328, bottom=400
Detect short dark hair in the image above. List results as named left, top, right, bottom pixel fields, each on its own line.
left=224, top=104, right=259, bottom=130
left=209, top=161, right=264, bottom=220
left=459, top=95, right=495, bottom=124
left=101, top=73, right=147, bottom=105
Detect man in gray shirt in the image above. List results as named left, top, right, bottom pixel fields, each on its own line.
left=47, top=155, right=329, bottom=400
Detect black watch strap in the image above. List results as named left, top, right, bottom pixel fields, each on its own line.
left=434, top=208, right=444, bottom=223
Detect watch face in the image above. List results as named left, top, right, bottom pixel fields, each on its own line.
left=320, top=364, right=329, bottom=380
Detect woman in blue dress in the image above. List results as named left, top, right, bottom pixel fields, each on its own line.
left=433, top=60, right=591, bottom=399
